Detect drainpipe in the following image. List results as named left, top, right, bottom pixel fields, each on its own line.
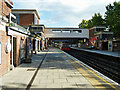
left=7, top=27, right=14, bottom=70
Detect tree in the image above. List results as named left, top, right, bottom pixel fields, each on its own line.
left=87, top=19, right=93, bottom=28
left=105, top=1, right=120, bottom=37
left=78, top=13, right=104, bottom=28
left=78, top=19, right=88, bottom=28
left=91, top=13, right=104, bottom=26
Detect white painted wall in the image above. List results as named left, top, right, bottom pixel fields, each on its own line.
left=44, top=28, right=89, bottom=39
left=0, top=21, right=6, bottom=31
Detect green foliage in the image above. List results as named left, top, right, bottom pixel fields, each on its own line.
left=78, top=1, right=120, bottom=37
left=105, top=2, right=120, bottom=37
left=78, top=13, right=104, bottom=28
left=91, top=13, right=104, bottom=26
left=78, top=19, right=88, bottom=28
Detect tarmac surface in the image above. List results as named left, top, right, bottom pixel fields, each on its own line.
left=0, top=48, right=120, bottom=90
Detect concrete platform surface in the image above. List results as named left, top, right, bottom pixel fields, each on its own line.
left=0, top=48, right=120, bottom=89
left=72, top=47, right=120, bottom=58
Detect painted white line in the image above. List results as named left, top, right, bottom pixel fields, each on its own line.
left=63, top=51, right=120, bottom=86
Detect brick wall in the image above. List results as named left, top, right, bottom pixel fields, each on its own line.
left=0, top=30, right=10, bottom=76
left=0, top=1, right=2, bottom=15
left=89, top=29, right=94, bottom=38
left=0, top=0, right=11, bottom=17
left=37, top=20, right=39, bottom=24
left=0, top=0, right=12, bottom=76
left=34, top=15, right=39, bottom=24
left=11, top=35, right=26, bottom=66
left=16, top=36, right=21, bottom=66
left=0, top=29, right=28, bottom=77
left=19, top=14, right=34, bottom=26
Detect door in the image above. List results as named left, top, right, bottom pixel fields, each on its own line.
left=13, top=37, right=17, bottom=67
left=20, top=39, right=25, bottom=60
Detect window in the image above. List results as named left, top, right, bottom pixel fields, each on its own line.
left=95, top=28, right=106, bottom=32
left=73, top=30, right=82, bottom=33
left=30, top=26, right=43, bottom=31
left=52, top=30, right=61, bottom=33
left=62, top=30, right=70, bottom=33
left=0, top=43, right=1, bottom=64
left=20, top=40, right=24, bottom=59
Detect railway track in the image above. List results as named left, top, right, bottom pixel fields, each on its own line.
left=67, top=48, right=120, bottom=84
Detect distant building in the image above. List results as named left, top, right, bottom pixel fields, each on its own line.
left=44, top=27, right=89, bottom=48
left=112, top=38, right=120, bottom=52
left=12, top=9, right=40, bottom=28
left=29, top=24, right=46, bottom=51
left=89, top=26, right=113, bottom=50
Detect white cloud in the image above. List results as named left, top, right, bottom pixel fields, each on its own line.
left=13, top=0, right=120, bottom=27
left=40, top=19, right=57, bottom=25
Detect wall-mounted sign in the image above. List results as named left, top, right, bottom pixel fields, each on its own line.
left=108, top=41, right=112, bottom=51
left=6, top=42, right=11, bottom=53
left=0, top=43, right=1, bottom=64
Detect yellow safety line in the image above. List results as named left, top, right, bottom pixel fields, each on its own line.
left=61, top=51, right=116, bottom=89
left=71, top=58, right=116, bottom=89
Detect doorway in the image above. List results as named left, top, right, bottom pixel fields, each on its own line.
left=10, top=36, right=17, bottom=67
left=102, top=41, right=108, bottom=50
left=13, top=37, right=17, bottom=67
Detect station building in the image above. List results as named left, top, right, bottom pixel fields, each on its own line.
left=89, top=26, right=114, bottom=51
left=29, top=24, right=46, bottom=51
left=0, top=0, right=13, bottom=76
left=112, top=38, right=120, bottom=52
left=0, top=1, right=38, bottom=76
left=11, top=9, right=40, bottom=28
left=12, top=9, right=47, bottom=52
left=44, top=27, right=89, bottom=48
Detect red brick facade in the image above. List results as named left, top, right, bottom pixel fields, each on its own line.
left=89, top=28, right=94, bottom=39
left=0, top=0, right=12, bottom=17
left=34, top=15, right=39, bottom=24
left=19, top=14, right=34, bottom=26
left=0, top=2, right=39, bottom=77
left=0, top=30, right=11, bottom=76
left=0, top=0, right=12, bottom=76
left=12, top=9, right=40, bottom=26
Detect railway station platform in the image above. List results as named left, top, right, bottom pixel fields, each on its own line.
left=72, top=47, right=120, bottom=58
left=1, top=48, right=120, bottom=89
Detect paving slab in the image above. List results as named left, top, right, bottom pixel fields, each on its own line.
left=31, top=48, right=94, bottom=89
left=1, top=48, right=119, bottom=89
left=1, top=51, right=47, bottom=89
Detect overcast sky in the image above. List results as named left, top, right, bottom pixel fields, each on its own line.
left=13, top=0, right=119, bottom=27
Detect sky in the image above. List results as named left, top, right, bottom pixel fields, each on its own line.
left=13, top=0, right=119, bottom=27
